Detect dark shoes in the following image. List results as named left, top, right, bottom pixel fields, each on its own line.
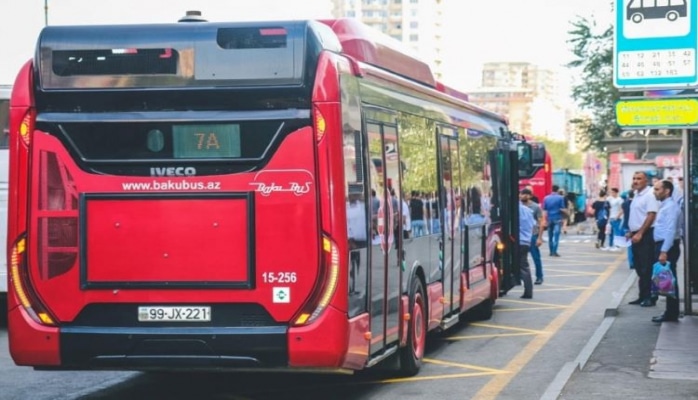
left=534, top=279, right=543, bottom=285
left=520, top=294, right=532, bottom=299
left=652, top=314, right=679, bottom=323
left=640, top=299, right=657, bottom=307
left=628, top=298, right=643, bottom=305
left=552, top=253, right=561, bottom=257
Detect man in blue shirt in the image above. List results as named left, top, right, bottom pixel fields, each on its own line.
left=651, top=179, right=681, bottom=323
left=542, top=185, right=566, bottom=257
left=519, top=201, right=535, bottom=299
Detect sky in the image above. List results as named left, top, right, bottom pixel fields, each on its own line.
left=0, top=0, right=614, bottom=92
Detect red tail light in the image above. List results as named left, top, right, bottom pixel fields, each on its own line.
left=37, top=151, right=78, bottom=279
left=10, top=236, right=56, bottom=325
left=314, top=106, right=327, bottom=142
left=19, top=110, right=35, bottom=147
left=292, top=234, right=340, bottom=326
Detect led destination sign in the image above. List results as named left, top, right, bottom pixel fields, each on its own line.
left=173, top=124, right=241, bottom=158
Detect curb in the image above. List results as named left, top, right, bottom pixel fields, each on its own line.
left=540, top=270, right=637, bottom=400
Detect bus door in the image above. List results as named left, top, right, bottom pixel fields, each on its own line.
left=489, top=145, right=520, bottom=294
left=366, top=119, right=402, bottom=355
left=438, top=128, right=461, bottom=314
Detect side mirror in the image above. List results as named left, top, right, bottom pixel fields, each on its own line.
left=517, top=142, right=533, bottom=173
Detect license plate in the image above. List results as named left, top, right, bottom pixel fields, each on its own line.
left=138, top=306, right=211, bottom=322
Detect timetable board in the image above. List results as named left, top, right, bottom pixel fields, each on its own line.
left=614, top=0, right=698, bottom=89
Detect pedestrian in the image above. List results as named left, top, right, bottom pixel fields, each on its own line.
left=592, top=190, right=610, bottom=250
left=558, top=188, right=570, bottom=234
left=409, top=191, right=425, bottom=237
left=542, top=184, right=566, bottom=257
left=607, top=187, right=624, bottom=249
left=621, top=190, right=635, bottom=268
left=627, top=171, right=659, bottom=307
left=521, top=188, right=545, bottom=284
left=525, top=184, right=540, bottom=204
left=518, top=200, right=535, bottom=299
left=651, top=179, right=681, bottom=323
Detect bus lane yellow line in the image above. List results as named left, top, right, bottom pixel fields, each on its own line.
left=534, top=287, right=588, bottom=292
left=537, top=283, right=589, bottom=290
left=496, top=306, right=566, bottom=312
left=495, top=299, right=568, bottom=308
left=544, top=258, right=606, bottom=265
left=545, top=270, right=603, bottom=277
left=472, top=254, right=625, bottom=400
left=377, top=358, right=508, bottom=383
left=470, top=322, right=551, bottom=334
left=423, top=358, right=507, bottom=373
left=379, top=370, right=507, bottom=384
left=446, top=332, right=537, bottom=340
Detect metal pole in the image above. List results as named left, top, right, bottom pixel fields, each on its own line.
left=44, top=0, right=48, bottom=26
left=682, top=128, right=692, bottom=315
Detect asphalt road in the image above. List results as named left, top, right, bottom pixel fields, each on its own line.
left=0, top=235, right=628, bottom=400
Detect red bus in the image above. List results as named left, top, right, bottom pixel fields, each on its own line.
left=519, top=142, right=552, bottom=202
left=7, top=17, right=525, bottom=375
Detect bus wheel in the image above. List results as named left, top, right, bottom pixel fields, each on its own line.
left=399, top=278, right=426, bottom=376
left=631, top=13, right=643, bottom=23
left=470, top=298, right=494, bottom=321
left=666, top=11, right=679, bottom=21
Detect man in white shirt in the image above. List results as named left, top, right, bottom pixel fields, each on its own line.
left=607, top=188, right=624, bottom=249
left=651, top=179, right=681, bottom=323
left=626, top=172, right=659, bottom=307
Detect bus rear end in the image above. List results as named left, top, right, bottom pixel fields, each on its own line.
left=8, top=20, right=350, bottom=371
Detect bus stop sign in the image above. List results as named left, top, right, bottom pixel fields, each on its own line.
left=614, top=0, right=698, bottom=89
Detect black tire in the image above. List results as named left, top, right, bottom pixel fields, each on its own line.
left=0, top=294, right=7, bottom=327
left=470, top=298, right=494, bottom=321
left=398, top=278, right=427, bottom=376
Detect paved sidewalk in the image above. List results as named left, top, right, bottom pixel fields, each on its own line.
left=550, top=261, right=698, bottom=399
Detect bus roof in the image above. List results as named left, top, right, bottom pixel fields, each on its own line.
left=319, top=18, right=436, bottom=88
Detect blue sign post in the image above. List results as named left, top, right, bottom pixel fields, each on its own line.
left=614, top=0, right=698, bottom=89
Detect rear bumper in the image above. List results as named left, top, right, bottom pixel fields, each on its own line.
left=59, top=326, right=288, bottom=370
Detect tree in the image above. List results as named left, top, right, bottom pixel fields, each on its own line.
left=566, top=16, right=625, bottom=152
left=536, top=137, right=582, bottom=170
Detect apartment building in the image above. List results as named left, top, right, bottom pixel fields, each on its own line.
left=468, top=62, right=571, bottom=144
left=331, top=0, right=445, bottom=79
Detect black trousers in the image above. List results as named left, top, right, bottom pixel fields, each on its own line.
left=631, top=228, right=654, bottom=300
left=654, top=239, right=681, bottom=317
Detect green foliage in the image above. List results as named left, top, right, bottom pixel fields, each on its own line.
left=566, top=16, right=626, bottom=152
left=566, top=15, right=681, bottom=151
left=535, top=137, right=582, bottom=170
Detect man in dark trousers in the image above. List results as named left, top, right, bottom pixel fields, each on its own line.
left=518, top=199, right=535, bottom=299
left=651, top=179, right=681, bottom=322
left=627, top=171, right=659, bottom=307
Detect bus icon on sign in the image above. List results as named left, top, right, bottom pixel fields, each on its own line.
left=623, top=0, right=690, bottom=38
left=627, top=0, right=687, bottom=23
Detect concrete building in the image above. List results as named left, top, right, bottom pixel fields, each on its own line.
left=468, top=62, right=571, bottom=144
left=331, top=0, right=445, bottom=79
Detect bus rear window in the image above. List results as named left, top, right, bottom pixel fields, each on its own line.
left=52, top=48, right=178, bottom=76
